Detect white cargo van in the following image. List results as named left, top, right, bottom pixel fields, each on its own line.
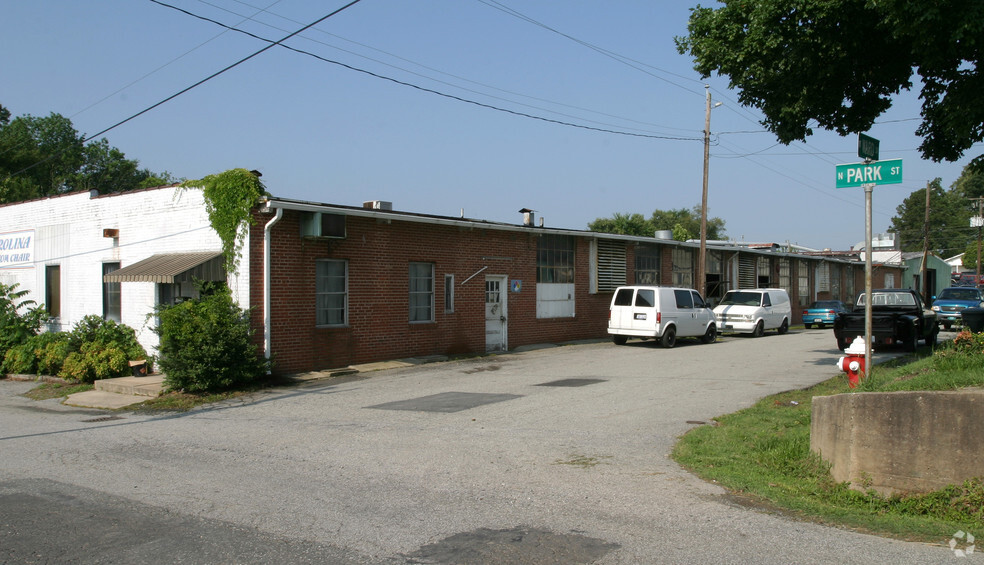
left=608, top=286, right=716, bottom=348
left=713, top=288, right=791, bottom=336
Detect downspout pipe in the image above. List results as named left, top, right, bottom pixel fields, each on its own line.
left=263, top=206, right=283, bottom=369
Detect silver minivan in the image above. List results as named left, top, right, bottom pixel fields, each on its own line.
left=608, top=286, right=716, bottom=348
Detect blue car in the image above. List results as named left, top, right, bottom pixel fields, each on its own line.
left=802, top=300, right=849, bottom=329
left=932, top=287, right=984, bottom=329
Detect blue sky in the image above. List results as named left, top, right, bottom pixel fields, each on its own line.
left=3, top=0, right=979, bottom=251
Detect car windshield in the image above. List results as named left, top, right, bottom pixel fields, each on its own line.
left=857, top=292, right=916, bottom=307
left=938, top=288, right=981, bottom=301
left=720, top=291, right=761, bottom=306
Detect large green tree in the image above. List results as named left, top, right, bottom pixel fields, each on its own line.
left=589, top=206, right=726, bottom=241
left=676, top=1, right=984, bottom=169
left=0, top=106, right=173, bottom=203
left=889, top=165, right=984, bottom=256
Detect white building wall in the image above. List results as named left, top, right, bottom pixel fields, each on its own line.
left=0, top=186, right=250, bottom=354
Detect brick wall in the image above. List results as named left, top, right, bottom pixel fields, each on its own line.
left=250, top=209, right=614, bottom=374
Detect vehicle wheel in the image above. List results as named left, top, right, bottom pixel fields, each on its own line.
left=613, top=335, right=628, bottom=346
left=837, top=338, right=850, bottom=351
left=752, top=321, right=764, bottom=338
left=905, top=334, right=918, bottom=353
left=942, top=322, right=952, bottom=331
left=927, top=327, right=939, bottom=348
left=778, top=319, right=789, bottom=335
left=804, top=323, right=812, bottom=329
left=701, top=325, right=716, bottom=344
left=660, top=326, right=677, bottom=348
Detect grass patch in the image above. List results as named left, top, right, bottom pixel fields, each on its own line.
left=672, top=339, right=984, bottom=542
left=22, top=381, right=93, bottom=400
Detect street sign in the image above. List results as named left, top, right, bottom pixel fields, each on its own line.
left=858, top=133, right=879, bottom=161
left=835, top=158, right=903, bottom=188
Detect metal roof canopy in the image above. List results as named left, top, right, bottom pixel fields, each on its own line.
left=103, top=251, right=225, bottom=283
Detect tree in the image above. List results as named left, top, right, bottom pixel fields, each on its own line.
left=889, top=165, right=984, bottom=257
left=589, top=206, right=726, bottom=241
left=0, top=112, right=84, bottom=201
left=676, top=1, right=984, bottom=169
left=0, top=106, right=174, bottom=203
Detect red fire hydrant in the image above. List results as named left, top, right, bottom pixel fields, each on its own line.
left=836, top=336, right=867, bottom=388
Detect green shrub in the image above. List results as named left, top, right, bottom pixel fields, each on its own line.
left=69, top=315, right=146, bottom=360
left=59, top=342, right=130, bottom=383
left=36, top=333, right=72, bottom=375
left=0, top=283, right=45, bottom=366
left=3, top=342, right=37, bottom=374
left=1, top=331, right=72, bottom=375
left=154, top=285, right=268, bottom=393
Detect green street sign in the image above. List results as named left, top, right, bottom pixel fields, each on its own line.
left=858, top=133, right=879, bottom=161
left=835, top=159, right=903, bottom=188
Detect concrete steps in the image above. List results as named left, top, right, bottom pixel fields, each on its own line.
left=65, top=375, right=164, bottom=409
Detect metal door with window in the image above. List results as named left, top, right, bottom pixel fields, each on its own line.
left=485, top=275, right=508, bottom=352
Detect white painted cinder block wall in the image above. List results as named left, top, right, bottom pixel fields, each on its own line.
left=0, top=186, right=250, bottom=355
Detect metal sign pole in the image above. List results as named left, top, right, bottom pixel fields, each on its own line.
left=864, top=182, right=874, bottom=377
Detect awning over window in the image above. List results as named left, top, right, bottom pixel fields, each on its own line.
left=102, top=251, right=225, bottom=283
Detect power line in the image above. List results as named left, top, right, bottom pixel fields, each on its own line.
left=151, top=0, right=703, bottom=142
left=4, top=0, right=366, bottom=182
left=214, top=0, right=699, bottom=135
left=90, top=0, right=363, bottom=143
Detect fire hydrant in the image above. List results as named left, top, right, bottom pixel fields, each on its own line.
left=836, top=336, right=868, bottom=388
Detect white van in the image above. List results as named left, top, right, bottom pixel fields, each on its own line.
left=608, top=286, right=716, bottom=348
left=713, top=288, right=791, bottom=336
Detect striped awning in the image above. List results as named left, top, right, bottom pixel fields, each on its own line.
left=102, top=251, right=225, bottom=283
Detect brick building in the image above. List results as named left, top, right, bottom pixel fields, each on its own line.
left=0, top=186, right=902, bottom=375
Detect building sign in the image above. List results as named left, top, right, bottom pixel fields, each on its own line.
left=0, top=230, right=34, bottom=269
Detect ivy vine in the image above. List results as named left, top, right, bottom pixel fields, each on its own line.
left=181, top=168, right=267, bottom=275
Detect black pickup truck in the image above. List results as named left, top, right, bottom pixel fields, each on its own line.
left=833, top=288, right=938, bottom=351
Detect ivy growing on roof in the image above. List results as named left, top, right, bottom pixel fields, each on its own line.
left=182, top=168, right=267, bottom=275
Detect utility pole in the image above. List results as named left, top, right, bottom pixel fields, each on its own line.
left=698, top=85, right=711, bottom=297
left=698, top=85, right=720, bottom=297
left=977, top=197, right=983, bottom=284
left=921, top=182, right=930, bottom=303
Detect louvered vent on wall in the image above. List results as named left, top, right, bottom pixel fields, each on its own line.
left=596, top=239, right=627, bottom=292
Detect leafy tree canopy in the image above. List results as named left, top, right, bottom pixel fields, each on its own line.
left=676, top=1, right=984, bottom=170
left=889, top=164, right=984, bottom=256
left=0, top=104, right=174, bottom=204
left=589, top=206, right=726, bottom=241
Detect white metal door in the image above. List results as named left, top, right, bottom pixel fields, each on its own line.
left=485, top=275, right=507, bottom=352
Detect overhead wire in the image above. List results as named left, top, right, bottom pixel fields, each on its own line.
left=4, top=0, right=366, bottom=182
left=149, top=0, right=703, bottom=141
left=215, top=0, right=698, bottom=135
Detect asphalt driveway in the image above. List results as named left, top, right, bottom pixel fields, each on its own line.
left=0, top=330, right=956, bottom=563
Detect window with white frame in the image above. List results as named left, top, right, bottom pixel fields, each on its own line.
left=316, top=259, right=347, bottom=326
left=409, top=262, right=434, bottom=322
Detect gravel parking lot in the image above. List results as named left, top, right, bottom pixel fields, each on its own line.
left=0, top=330, right=958, bottom=563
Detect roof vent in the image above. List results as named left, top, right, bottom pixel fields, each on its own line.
left=519, top=208, right=535, bottom=227
left=363, top=200, right=392, bottom=211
